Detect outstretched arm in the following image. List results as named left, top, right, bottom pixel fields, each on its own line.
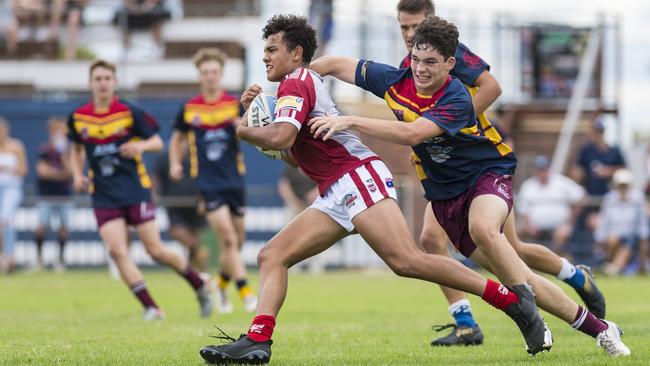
left=308, top=115, right=444, bottom=146
left=310, top=56, right=359, bottom=84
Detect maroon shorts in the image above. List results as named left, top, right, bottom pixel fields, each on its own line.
left=94, top=201, right=156, bottom=229
left=430, top=172, right=513, bottom=258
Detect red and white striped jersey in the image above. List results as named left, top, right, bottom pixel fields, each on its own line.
left=274, top=67, right=380, bottom=194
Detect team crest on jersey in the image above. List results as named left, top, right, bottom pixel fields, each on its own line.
left=392, top=109, right=404, bottom=121
left=385, top=177, right=394, bottom=188
left=365, top=178, right=377, bottom=192
left=426, top=145, right=453, bottom=163
left=276, top=96, right=304, bottom=112
left=80, top=127, right=89, bottom=139
left=191, top=115, right=201, bottom=126
left=463, top=52, right=482, bottom=69
left=344, top=193, right=358, bottom=208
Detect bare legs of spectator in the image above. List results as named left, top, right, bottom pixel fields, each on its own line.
left=49, top=0, right=83, bottom=59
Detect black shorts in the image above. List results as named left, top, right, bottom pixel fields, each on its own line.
left=201, top=189, right=245, bottom=216
left=167, top=207, right=205, bottom=230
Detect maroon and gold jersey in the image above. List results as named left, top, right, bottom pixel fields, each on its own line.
left=67, top=97, right=159, bottom=208
left=174, top=93, right=245, bottom=193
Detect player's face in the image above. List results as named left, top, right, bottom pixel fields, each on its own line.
left=89, top=67, right=117, bottom=100
left=398, top=11, right=427, bottom=53
left=263, top=32, right=301, bottom=82
left=411, top=45, right=455, bottom=94
left=198, top=60, right=223, bottom=93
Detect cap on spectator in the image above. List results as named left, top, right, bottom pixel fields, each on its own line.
left=612, top=168, right=634, bottom=187
left=593, top=117, right=606, bottom=131
left=533, top=155, right=550, bottom=169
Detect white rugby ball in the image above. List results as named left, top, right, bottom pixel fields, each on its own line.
left=247, top=93, right=285, bottom=159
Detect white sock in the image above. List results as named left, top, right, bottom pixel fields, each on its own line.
left=448, top=299, right=472, bottom=316
left=556, top=257, right=576, bottom=280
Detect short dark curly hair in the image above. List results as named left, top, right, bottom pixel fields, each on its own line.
left=397, top=0, right=435, bottom=16
left=412, top=16, right=458, bottom=60
left=262, top=14, right=318, bottom=64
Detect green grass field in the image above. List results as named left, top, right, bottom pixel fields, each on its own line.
left=0, top=270, right=648, bottom=365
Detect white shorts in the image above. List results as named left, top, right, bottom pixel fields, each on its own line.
left=310, top=160, right=398, bottom=232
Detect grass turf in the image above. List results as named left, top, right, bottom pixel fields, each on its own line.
left=0, top=270, right=648, bottom=365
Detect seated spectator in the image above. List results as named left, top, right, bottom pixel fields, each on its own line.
left=33, top=117, right=73, bottom=272
left=0, top=117, right=27, bottom=274
left=517, top=155, right=585, bottom=258
left=113, top=0, right=170, bottom=58
left=595, top=169, right=649, bottom=275
left=4, top=0, right=47, bottom=55
left=571, top=117, right=626, bottom=231
left=49, top=0, right=88, bottom=59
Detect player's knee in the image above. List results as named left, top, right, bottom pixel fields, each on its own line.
left=145, top=246, right=166, bottom=263
left=220, top=234, right=238, bottom=250
left=384, top=254, right=418, bottom=278
left=256, top=245, right=274, bottom=267
left=108, top=246, right=128, bottom=261
left=419, top=230, right=447, bottom=254
left=468, top=221, right=498, bottom=246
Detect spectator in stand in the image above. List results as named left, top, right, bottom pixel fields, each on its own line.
left=113, top=0, right=170, bottom=58
left=151, top=150, right=208, bottom=272
left=4, top=0, right=47, bottom=55
left=573, top=118, right=626, bottom=197
left=571, top=117, right=626, bottom=233
left=518, top=155, right=585, bottom=258
left=49, top=0, right=88, bottom=59
left=0, top=117, right=27, bottom=274
left=595, top=169, right=649, bottom=275
left=33, top=117, right=73, bottom=272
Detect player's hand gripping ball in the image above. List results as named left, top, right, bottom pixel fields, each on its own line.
left=247, top=93, right=286, bottom=159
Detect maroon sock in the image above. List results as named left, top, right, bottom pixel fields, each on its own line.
left=571, top=306, right=608, bottom=338
left=247, top=315, right=276, bottom=342
left=481, top=279, right=520, bottom=311
left=130, top=281, right=158, bottom=309
left=181, top=264, right=204, bottom=290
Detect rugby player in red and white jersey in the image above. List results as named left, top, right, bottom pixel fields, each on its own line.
left=199, top=14, right=547, bottom=365
left=396, top=0, right=605, bottom=347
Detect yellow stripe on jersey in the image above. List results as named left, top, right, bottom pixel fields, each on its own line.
left=184, top=102, right=239, bottom=128
left=73, top=111, right=132, bottom=124
left=236, top=152, right=246, bottom=175
left=187, top=130, right=199, bottom=178
left=465, top=85, right=513, bottom=156
left=388, top=87, right=432, bottom=113
left=73, top=116, right=133, bottom=139
left=88, top=169, right=95, bottom=194
left=385, top=94, right=421, bottom=123
left=133, top=153, right=152, bottom=189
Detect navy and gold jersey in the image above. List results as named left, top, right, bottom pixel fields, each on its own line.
left=67, top=97, right=158, bottom=208
left=173, top=93, right=244, bottom=193
left=355, top=60, right=517, bottom=201
left=400, top=42, right=489, bottom=87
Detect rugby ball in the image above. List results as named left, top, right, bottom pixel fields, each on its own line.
left=247, top=93, right=285, bottom=160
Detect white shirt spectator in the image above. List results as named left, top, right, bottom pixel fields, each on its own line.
left=594, top=189, right=649, bottom=243
left=517, top=173, right=585, bottom=230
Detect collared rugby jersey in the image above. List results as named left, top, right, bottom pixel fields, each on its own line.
left=174, top=93, right=245, bottom=193
left=67, top=97, right=158, bottom=207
